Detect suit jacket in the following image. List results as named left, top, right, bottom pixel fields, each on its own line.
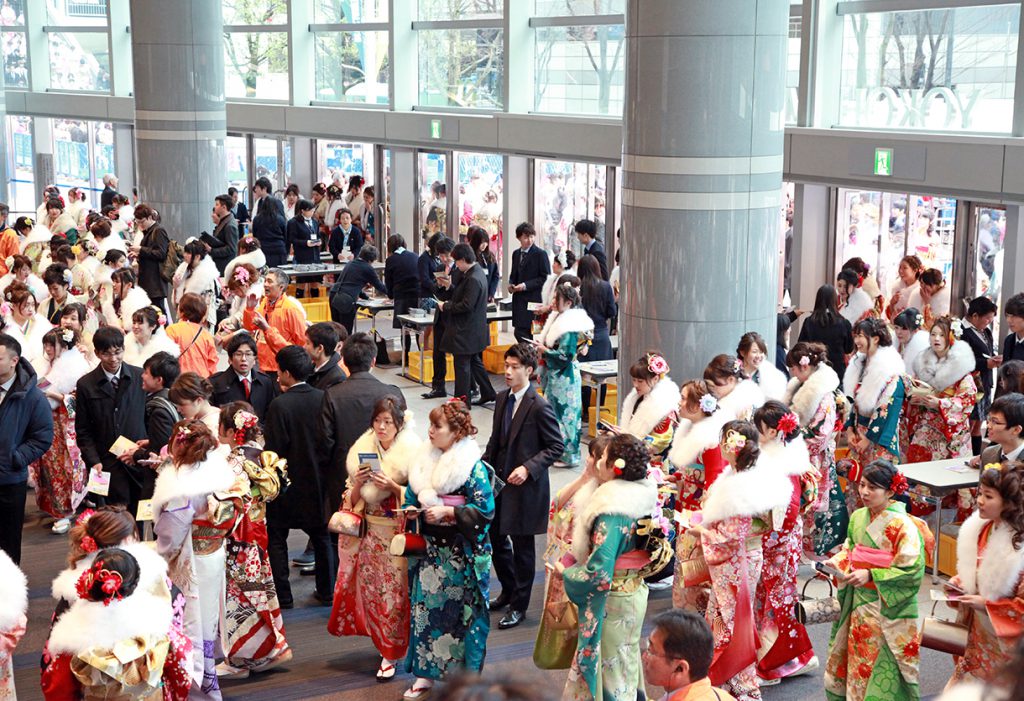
left=441, top=263, right=490, bottom=355
left=328, top=225, right=363, bottom=261
left=264, top=383, right=327, bottom=529
left=286, top=215, right=321, bottom=265
left=233, top=201, right=250, bottom=225
left=136, top=224, right=170, bottom=300
left=385, top=250, right=421, bottom=302
left=509, top=246, right=550, bottom=329
left=482, top=384, right=563, bottom=535
left=308, top=354, right=346, bottom=391
left=100, top=186, right=117, bottom=210
left=209, top=369, right=279, bottom=420
left=75, top=363, right=148, bottom=470
left=319, top=371, right=406, bottom=516
left=963, top=325, right=995, bottom=397
left=143, top=389, right=178, bottom=455
left=980, top=443, right=1024, bottom=469
left=252, top=196, right=287, bottom=255
left=584, top=240, right=609, bottom=280
left=209, top=213, right=239, bottom=273
left=1003, top=333, right=1024, bottom=364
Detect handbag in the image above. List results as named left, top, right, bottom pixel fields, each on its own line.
left=533, top=594, right=579, bottom=669
left=327, top=496, right=366, bottom=537
left=794, top=576, right=841, bottom=625
left=371, top=328, right=392, bottom=366
left=389, top=511, right=427, bottom=558
left=674, top=512, right=710, bottom=587
left=920, top=601, right=968, bottom=656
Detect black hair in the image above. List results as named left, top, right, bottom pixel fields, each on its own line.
left=554, top=280, right=581, bottom=308
left=342, top=331, right=376, bottom=374
left=435, top=236, right=455, bottom=255
left=61, top=303, right=88, bottom=326
left=103, top=249, right=127, bottom=266
left=515, top=222, right=536, bottom=239
left=753, top=400, right=800, bottom=443
left=574, top=219, right=597, bottom=238
left=967, top=296, right=998, bottom=318
left=837, top=267, right=860, bottom=289
left=810, top=285, right=839, bottom=326
left=42, top=264, right=70, bottom=287
left=143, top=351, right=181, bottom=388
left=920, top=268, right=944, bottom=287
left=43, top=327, right=77, bottom=350
left=737, top=331, right=767, bottom=359
left=604, top=434, right=650, bottom=481
left=215, top=194, right=232, bottom=209
left=426, top=232, right=443, bottom=255
left=991, top=393, right=1024, bottom=435
left=777, top=312, right=792, bottom=341
left=93, top=326, right=125, bottom=354
left=1005, top=292, right=1024, bottom=319
left=720, top=419, right=760, bottom=472
left=228, top=186, right=239, bottom=196
left=786, top=341, right=829, bottom=369
left=80, top=547, right=140, bottom=603
left=387, top=234, right=407, bottom=255
left=704, top=354, right=744, bottom=386
left=504, top=342, right=539, bottom=371
left=452, top=243, right=476, bottom=263
left=842, top=257, right=870, bottom=277
left=1000, top=362, right=1024, bottom=395
left=467, top=226, right=495, bottom=267
left=276, top=345, right=313, bottom=382
left=651, top=609, right=715, bottom=681
left=0, top=332, right=21, bottom=358
left=226, top=332, right=258, bottom=358
left=893, top=307, right=923, bottom=331
left=863, top=458, right=898, bottom=492
left=854, top=317, right=893, bottom=347
left=254, top=176, right=272, bottom=192
left=183, top=239, right=207, bottom=259
left=358, top=245, right=378, bottom=263
left=305, top=322, right=339, bottom=355
left=111, top=268, right=136, bottom=289
left=131, top=306, right=159, bottom=329
left=297, top=198, right=314, bottom=213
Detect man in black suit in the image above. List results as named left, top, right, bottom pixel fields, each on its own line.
left=305, top=322, right=346, bottom=390
left=483, top=343, right=563, bottom=629
left=964, top=296, right=999, bottom=454
left=210, top=333, right=278, bottom=420
left=208, top=194, right=239, bottom=274
left=229, top=186, right=249, bottom=227
left=575, top=219, right=608, bottom=280
left=264, top=346, right=333, bottom=607
left=979, top=394, right=1024, bottom=467
left=100, top=173, right=118, bottom=209
left=1002, top=293, right=1024, bottom=373
left=385, top=234, right=421, bottom=358
left=422, top=236, right=456, bottom=399
left=75, top=327, right=149, bottom=513
left=138, top=351, right=180, bottom=457
left=439, top=243, right=496, bottom=406
left=251, top=176, right=287, bottom=267
left=508, top=222, right=551, bottom=342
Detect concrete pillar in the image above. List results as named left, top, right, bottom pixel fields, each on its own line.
left=790, top=183, right=831, bottom=338
left=390, top=148, right=416, bottom=250
left=619, top=0, right=789, bottom=382
left=112, top=124, right=136, bottom=198
left=33, top=118, right=54, bottom=201
left=130, top=0, right=225, bottom=240
left=0, top=60, right=8, bottom=204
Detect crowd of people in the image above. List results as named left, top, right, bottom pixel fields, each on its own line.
left=1, top=181, right=1024, bottom=701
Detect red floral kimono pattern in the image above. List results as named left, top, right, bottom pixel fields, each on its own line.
left=327, top=493, right=410, bottom=661
left=31, top=400, right=86, bottom=518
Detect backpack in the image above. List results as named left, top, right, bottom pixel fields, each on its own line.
left=159, top=239, right=183, bottom=283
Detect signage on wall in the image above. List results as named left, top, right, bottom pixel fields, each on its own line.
left=430, top=119, right=442, bottom=140
left=873, top=147, right=893, bottom=177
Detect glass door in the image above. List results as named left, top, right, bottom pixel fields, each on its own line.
left=417, top=150, right=449, bottom=241
left=533, top=159, right=607, bottom=256
left=456, top=151, right=504, bottom=269
left=969, top=203, right=1007, bottom=339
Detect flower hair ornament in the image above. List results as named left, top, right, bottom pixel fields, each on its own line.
left=647, top=353, right=669, bottom=377
left=79, top=535, right=98, bottom=553
left=61, top=328, right=75, bottom=344
left=63, top=269, right=73, bottom=285
left=983, top=462, right=1003, bottom=473
left=732, top=358, right=743, bottom=374
left=612, top=458, right=625, bottom=477
left=777, top=412, right=799, bottom=435
left=23, top=217, right=32, bottom=227
left=150, top=305, right=167, bottom=327
left=76, top=508, right=96, bottom=526
left=949, top=318, right=964, bottom=346
left=233, top=266, right=251, bottom=285
left=75, top=563, right=125, bottom=605
left=724, top=430, right=747, bottom=454
left=799, top=355, right=811, bottom=367
left=175, top=426, right=192, bottom=442
left=915, top=313, right=924, bottom=328
left=233, top=410, right=259, bottom=445
left=890, top=471, right=909, bottom=496
left=698, top=393, right=718, bottom=414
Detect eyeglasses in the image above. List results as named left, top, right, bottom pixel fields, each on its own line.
left=989, top=418, right=1007, bottom=427
left=231, top=352, right=255, bottom=360
left=96, top=348, right=124, bottom=358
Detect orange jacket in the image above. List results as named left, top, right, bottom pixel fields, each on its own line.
left=242, top=295, right=306, bottom=373
left=166, top=320, right=220, bottom=377
left=0, top=227, right=19, bottom=276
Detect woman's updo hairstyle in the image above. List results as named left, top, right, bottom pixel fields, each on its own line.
left=168, top=372, right=214, bottom=404
left=842, top=257, right=871, bottom=277
left=372, top=395, right=406, bottom=433
left=604, top=434, right=650, bottom=482
left=554, top=280, right=581, bottom=308
left=785, top=341, right=828, bottom=370
left=899, top=254, right=924, bottom=278
left=862, top=458, right=899, bottom=492
left=238, top=236, right=261, bottom=254
left=428, top=400, right=477, bottom=442
left=9, top=255, right=31, bottom=274
left=980, top=463, right=1024, bottom=548
left=704, top=354, right=744, bottom=386
left=893, top=307, right=923, bottom=331
left=736, top=332, right=767, bottom=359
left=837, top=267, right=862, bottom=289
left=169, top=419, right=219, bottom=464
left=920, top=268, right=944, bottom=287
left=4, top=281, right=33, bottom=307
left=76, top=547, right=140, bottom=604
left=680, top=379, right=718, bottom=417
left=218, top=400, right=263, bottom=445
left=720, top=420, right=760, bottom=472
left=183, top=239, right=209, bottom=260
left=89, top=218, right=112, bottom=240
left=131, top=305, right=160, bottom=329
left=853, top=317, right=892, bottom=347
left=629, top=351, right=668, bottom=382
left=43, top=326, right=77, bottom=350
left=753, top=400, right=801, bottom=443
left=68, top=505, right=138, bottom=567
left=930, top=315, right=959, bottom=349
left=227, top=263, right=259, bottom=294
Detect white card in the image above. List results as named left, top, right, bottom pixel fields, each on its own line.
left=109, top=435, right=139, bottom=457
left=87, top=470, right=110, bottom=496
left=136, top=499, right=154, bottom=522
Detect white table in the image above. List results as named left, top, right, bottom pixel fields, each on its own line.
left=355, top=298, right=394, bottom=333
left=897, top=457, right=980, bottom=580
left=579, top=359, right=619, bottom=437
left=396, top=310, right=514, bottom=386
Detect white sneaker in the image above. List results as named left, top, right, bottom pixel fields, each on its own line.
left=757, top=675, right=781, bottom=687
left=792, top=655, right=819, bottom=677
left=51, top=518, right=71, bottom=535
left=647, top=576, right=674, bottom=590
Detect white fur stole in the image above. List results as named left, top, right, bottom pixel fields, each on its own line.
left=0, top=550, right=27, bottom=631
left=843, top=346, right=905, bottom=417
left=619, top=376, right=679, bottom=439
left=785, top=364, right=840, bottom=426
left=956, top=511, right=1024, bottom=601
left=345, top=416, right=420, bottom=504
left=571, top=478, right=658, bottom=562
left=911, top=339, right=976, bottom=392
left=407, top=437, right=482, bottom=508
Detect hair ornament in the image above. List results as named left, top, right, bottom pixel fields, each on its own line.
left=233, top=266, right=251, bottom=285
left=890, top=471, right=909, bottom=496
left=732, top=358, right=743, bottom=373
left=950, top=318, right=964, bottom=341
left=242, top=236, right=255, bottom=245
left=983, top=462, right=1003, bottom=473
left=561, top=281, right=574, bottom=290
left=149, top=305, right=166, bottom=327
left=698, top=393, right=718, bottom=414
left=647, top=353, right=669, bottom=376
left=79, top=535, right=97, bottom=553
left=0, top=300, right=10, bottom=315
left=76, top=508, right=96, bottom=526
left=233, top=410, right=260, bottom=445
left=799, top=355, right=811, bottom=367
left=724, top=430, right=747, bottom=453
left=447, top=395, right=467, bottom=405
left=75, top=564, right=125, bottom=605
left=175, top=426, right=192, bottom=442
left=915, top=313, right=924, bottom=328
left=612, top=458, right=625, bottom=477
left=24, top=217, right=32, bottom=227
left=777, top=412, right=799, bottom=435
left=857, top=273, right=865, bottom=286
left=63, top=269, right=73, bottom=285
left=61, top=328, right=74, bottom=344
left=71, top=244, right=81, bottom=256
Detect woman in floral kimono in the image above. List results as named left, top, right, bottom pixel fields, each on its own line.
left=42, top=547, right=191, bottom=701
left=704, top=354, right=765, bottom=422
left=533, top=436, right=606, bottom=671
left=0, top=550, right=26, bottom=700
left=402, top=400, right=494, bottom=701
left=153, top=420, right=241, bottom=701
left=215, top=403, right=291, bottom=678
left=752, top=402, right=819, bottom=685
left=562, top=433, right=659, bottom=701
left=784, top=341, right=847, bottom=559
left=946, top=463, right=1024, bottom=686
left=536, top=282, right=594, bottom=467
left=893, top=308, right=929, bottom=375
left=904, top=317, right=978, bottom=520
left=843, top=318, right=906, bottom=511
left=738, top=331, right=788, bottom=401
left=329, top=398, right=419, bottom=682
left=611, top=353, right=678, bottom=458
left=824, top=460, right=925, bottom=701
left=690, top=421, right=791, bottom=701
left=31, top=327, right=90, bottom=534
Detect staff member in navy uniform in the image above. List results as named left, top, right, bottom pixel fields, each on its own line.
left=508, top=222, right=551, bottom=342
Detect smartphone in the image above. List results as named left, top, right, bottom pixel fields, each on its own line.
left=358, top=453, right=382, bottom=474
left=814, top=561, right=845, bottom=580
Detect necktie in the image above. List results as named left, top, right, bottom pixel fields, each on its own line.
left=242, top=377, right=251, bottom=399
left=504, top=394, right=516, bottom=439
left=110, top=375, right=120, bottom=393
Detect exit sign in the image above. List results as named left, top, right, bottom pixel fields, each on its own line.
left=874, top=147, right=893, bottom=176
left=430, top=119, right=442, bottom=139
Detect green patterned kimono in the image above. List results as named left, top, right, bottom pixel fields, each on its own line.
left=541, top=330, right=585, bottom=467
left=824, top=502, right=924, bottom=701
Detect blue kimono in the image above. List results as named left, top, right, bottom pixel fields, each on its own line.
left=539, top=308, right=594, bottom=467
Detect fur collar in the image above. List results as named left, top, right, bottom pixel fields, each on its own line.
left=0, top=550, right=27, bottom=630
left=151, top=450, right=237, bottom=513
left=538, top=308, right=593, bottom=348
left=956, top=511, right=1024, bottom=600
left=900, top=330, right=930, bottom=370
left=20, top=223, right=53, bottom=250
left=843, top=346, right=905, bottom=415
left=840, top=287, right=873, bottom=325
left=225, top=249, right=267, bottom=281
left=571, top=478, right=658, bottom=561
left=717, top=379, right=764, bottom=421
left=407, top=437, right=482, bottom=507
left=700, top=460, right=793, bottom=526
left=51, top=542, right=169, bottom=603
left=346, top=417, right=421, bottom=504
left=911, top=339, right=975, bottom=392
left=755, top=362, right=788, bottom=401
left=180, top=256, right=220, bottom=296
left=124, top=329, right=180, bottom=367
left=119, top=287, right=153, bottom=329
left=620, top=377, right=679, bottom=438
left=47, top=591, right=171, bottom=655
left=668, top=412, right=728, bottom=468
left=44, top=346, right=91, bottom=395
left=785, top=364, right=840, bottom=425
left=760, top=435, right=814, bottom=477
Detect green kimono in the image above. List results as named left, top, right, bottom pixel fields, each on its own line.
left=539, top=308, right=592, bottom=467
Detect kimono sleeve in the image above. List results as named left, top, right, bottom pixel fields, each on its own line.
left=700, top=516, right=746, bottom=567
left=542, top=334, right=577, bottom=372
left=868, top=375, right=905, bottom=457
left=41, top=651, right=80, bottom=701
left=452, top=460, right=495, bottom=545
left=647, top=415, right=675, bottom=456
left=563, top=515, right=628, bottom=605
left=403, top=485, right=420, bottom=509
left=985, top=575, right=1024, bottom=641
left=936, top=375, right=978, bottom=440
left=870, top=516, right=924, bottom=618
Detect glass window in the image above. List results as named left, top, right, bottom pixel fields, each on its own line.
left=314, top=0, right=387, bottom=22
left=457, top=151, right=503, bottom=268
left=1, top=0, right=25, bottom=26
left=419, top=152, right=448, bottom=239
left=418, top=0, right=501, bottom=21
left=3, top=30, right=27, bottom=87
left=7, top=115, right=33, bottom=214
left=533, top=0, right=624, bottom=16
left=534, top=24, right=625, bottom=116
left=48, top=31, right=111, bottom=91
left=92, top=121, right=114, bottom=209
left=225, top=135, right=248, bottom=193
left=786, top=12, right=800, bottom=125
left=534, top=159, right=606, bottom=256
left=253, top=137, right=280, bottom=192
left=224, top=31, right=289, bottom=99
left=314, top=31, right=390, bottom=104
left=222, top=0, right=287, bottom=25
left=317, top=141, right=375, bottom=187
left=48, top=0, right=107, bottom=26
left=53, top=118, right=91, bottom=193
left=418, top=28, right=503, bottom=108
left=839, top=5, right=1019, bottom=132
left=973, top=205, right=1005, bottom=337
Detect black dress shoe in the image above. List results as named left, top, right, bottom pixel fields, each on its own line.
left=421, top=389, right=446, bottom=399
left=488, top=593, right=510, bottom=611
left=279, top=599, right=294, bottom=610
left=311, top=591, right=332, bottom=606
left=498, top=610, right=524, bottom=629
left=472, top=395, right=496, bottom=407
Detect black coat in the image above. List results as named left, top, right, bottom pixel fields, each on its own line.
left=441, top=263, right=490, bottom=355
left=143, top=389, right=178, bottom=455
left=482, top=385, right=563, bottom=535
left=1003, top=332, right=1024, bottom=364
left=584, top=240, right=609, bottom=280
left=209, top=214, right=239, bottom=274
left=252, top=196, right=287, bottom=256
left=509, top=246, right=550, bottom=330
left=285, top=216, right=320, bottom=264
left=328, top=225, right=363, bottom=261
left=319, top=371, right=406, bottom=516
left=582, top=280, right=617, bottom=360
left=265, top=383, right=327, bottom=529
left=330, top=258, right=386, bottom=304
left=136, top=224, right=170, bottom=301
left=209, top=369, right=279, bottom=420
left=386, top=250, right=421, bottom=327
left=798, top=315, right=854, bottom=377
left=963, top=326, right=995, bottom=397
left=100, top=186, right=117, bottom=210
left=75, top=363, right=147, bottom=471
left=0, top=358, right=52, bottom=486
left=418, top=251, right=443, bottom=300
left=233, top=202, right=250, bottom=225
left=481, top=258, right=500, bottom=301
left=308, top=355, right=346, bottom=391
